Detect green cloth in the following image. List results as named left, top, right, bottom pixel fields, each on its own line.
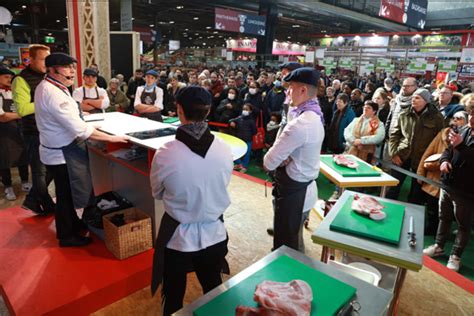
left=194, top=255, right=356, bottom=316
left=330, top=195, right=405, bottom=245
left=12, top=76, right=35, bottom=117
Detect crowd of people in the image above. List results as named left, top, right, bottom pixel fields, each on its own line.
left=1, top=45, right=473, bottom=276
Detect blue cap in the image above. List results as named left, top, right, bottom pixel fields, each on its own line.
left=176, top=86, right=212, bottom=108
left=145, top=70, right=159, bottom=77
left=45, top=53, right=77, bottom=67
left=83, top=68, right=98, bottom=77
left=280, top=62, right=302, bottom=71
left=283, top=67, right=320, bottom=87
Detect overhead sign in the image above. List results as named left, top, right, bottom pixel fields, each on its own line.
left=407, top=61, right=427, bottom=73
left=379, top=0, right=428, bottom=29
left=460, top=48, right=474, bottom=63
left=226, top=39, right=306, bottom=55
left=438, top=60, right=457, bottom=72
left=338, top=58, right=353, bottom=69
left=215, top=8, right=266, bottom=36
left=376, top=58, right=392, bottom=69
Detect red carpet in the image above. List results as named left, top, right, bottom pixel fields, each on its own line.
left=0, top=206, right=153, bottom=316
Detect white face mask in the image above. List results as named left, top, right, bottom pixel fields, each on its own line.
left=228, top=93, right=236, bottom=100
left=242, top=110, right=250, bottom=116
left=268, top=121, right=276, bottom=126
left=249, top=88, right=257, bottom=95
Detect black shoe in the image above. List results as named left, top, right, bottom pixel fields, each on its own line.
left=267, top=228, right=274, bottom=236
left=59, top=235, right=92, bottom=247
left=22, top=199, right=48, bottom=216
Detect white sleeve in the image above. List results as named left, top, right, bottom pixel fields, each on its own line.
left=154, top=87, right=164, bottom=110
left=72, top=88, right=83, bottom=103
left=263, top=119, right=305, bottom=171
left=134, top=87, right=143, bottom=107
left=48, top=90, right=94, bottom=140
left=98, top=88, right=110, bottom=110
left=150, top=148, right=166, bottom=200
left=343, top=119, right=356, bottom=144
left=0, top=97, right=4, bottom=115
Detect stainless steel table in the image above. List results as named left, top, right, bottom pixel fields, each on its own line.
left=312, top=190, right=424, bottom=315
left=175, top=246, right=392, bottom=315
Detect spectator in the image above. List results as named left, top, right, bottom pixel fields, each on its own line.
left=332, top=79, right=341, bottom=96
left=244, top=81, right=265, bottom=121
left=436, top=86, right=465, bottom=125
left=327, top=93, right=356, bottom=154
left=372, top=90, right=391, bottom=125
left=165, top=75, right=186, bottom=117
left=344, top=101, right=385, bottom=163
left=126, top=69, right=145, bottom=112
left=134, top=70, right=164, bottom=122
left=263, top=79, right=285, bottom=114
left=229, top=103, right=257, bottom=173
left=363, top=82, right=375, bottom=101
left=265, top=112, right=282, bottom=148
left=106, top=78, right=129, bottom=112
left=349, top=88, right=364, bottom=117
left=423, top=101, right=474, bottom=272
left=387, top=88, right=444, bottom=202
left=215, top=87, right=241, bottom=123
left=115, top=74, right=127, bottom=93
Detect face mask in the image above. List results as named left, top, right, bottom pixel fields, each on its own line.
left=268, top=121, right=276, bottom=126
left=249, top=88, right=257, bottom=95
left=228, top=93, right=236, bottom=100
left=242, top=110, right=250, bottom=116
left=274, top=81, right=282, bottom=88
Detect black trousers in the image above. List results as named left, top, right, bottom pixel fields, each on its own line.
left=162, top=239, right=228, bottom=316
left=0, top=165, right=28, bottom=187
left=45, top=164, right=83, bottom=240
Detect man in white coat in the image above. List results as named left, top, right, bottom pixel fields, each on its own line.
left=264, top=67, right=324, bottom=252
left=149, top=86, right=233, bottom=315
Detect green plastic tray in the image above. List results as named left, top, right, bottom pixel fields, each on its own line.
left=194, top=255, right=356, bottom=316
left=163, top=117, right=180, bottom=124
left=321, top=155, right=381, bottom=177
left=330, top=195, right=405, bottom=245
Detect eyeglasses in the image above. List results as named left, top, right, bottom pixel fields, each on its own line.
left=453, top=117, right=463, bottom=120
left=402, top=85, right=415, bottom=88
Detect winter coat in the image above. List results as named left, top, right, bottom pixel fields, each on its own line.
left=389, top=103, right=444, bottom=170
left=328, top=106, right=356, bottom=154
left=229, top=115, right=257, bottom=142
left=216, top=98, right=241, bottom=123
left=416, top=128, right=449, bottom=198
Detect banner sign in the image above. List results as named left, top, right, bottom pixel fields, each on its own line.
left=460, top=48, right=474, bottom=63
left=407, top=61, right=427, bottom=73
left=379, top=0, right=428, bottom=29
left=322, top=57, right=336, bottom=69
left=438, top=60, right=458, bottom=72
left=376, top=58, right=392, bottom=69
left=338, top=58, right=353, bottom=69
left=226, top=39, right=306, bottom=55
left=215, top=8, right=266, bottom=36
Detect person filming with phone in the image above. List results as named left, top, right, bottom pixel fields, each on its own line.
left=423, top=97, right=474, bottom=272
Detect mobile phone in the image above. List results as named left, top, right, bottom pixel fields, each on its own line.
left=450, top=124, right=458, bottom=134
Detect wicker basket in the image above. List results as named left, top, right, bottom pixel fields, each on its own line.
left=103, top=208, right=153, bottom=260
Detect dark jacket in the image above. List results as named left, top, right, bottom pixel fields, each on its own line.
left=216, top=98, right=241, bottom=123
left=229, top=115, right=257, bottom=142
left=389, top=104, right=444, bottom=170
left=328, top=106, right=356, bottom=154
left=264, top=88, right=285, bottom=113
left=97, top=75, right=107, bottom=89
left=440, top=103, right=465, bottom=126
left=440, top=126, right=474, bottom=199
left=349, top=99, right=364, bottom=117
left=319, top=96, right=334, bottom=128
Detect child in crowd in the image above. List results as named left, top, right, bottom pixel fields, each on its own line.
left=265, top=112, right=282, bottom=149
left=229, top=103, right=257, bottom=173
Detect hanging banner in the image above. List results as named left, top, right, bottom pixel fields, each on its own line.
left=322, top=57, right=336, bottom=69
left=215, top=8, right=266, bottom=36
left=338, top=58, right=353, bottom=69
left=379, top=0, right=427, bottom=29
left=460, top=48, right=474, bottom=63
left=438, top=60, right=457, bottom=72
left=407, top=61, right=427, bottom=73
left=376, top=58, right=392, bottom=69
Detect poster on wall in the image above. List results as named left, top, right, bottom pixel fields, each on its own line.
left=215, top=8, right=266, bottom=36
left=407, top=60, right=427, bottom=73
left=438, top=60, right=458, bottom=72
left=19, top=47, right=30, bottom=66
left=322, top=57, right=336, bottom=69
left=379, top=0, right=428, bottom=29
left=460, top=48, right=474, bottom=63
left=338, top=58, right=353, bottom=69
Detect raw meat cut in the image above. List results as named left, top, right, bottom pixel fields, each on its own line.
left=236, top=280, right=312, bottom=316
left=352, top=194, right=386, bottom=221
left=333, top=154, right=359, bottom=169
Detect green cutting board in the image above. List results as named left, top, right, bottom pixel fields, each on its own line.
left=194, top=255, right=356, bottom=316
left=330, top=195, right=405, bottom=245
left=321, top=155, right=381, bottom=177
left=163, top=117, right=180, bottom=124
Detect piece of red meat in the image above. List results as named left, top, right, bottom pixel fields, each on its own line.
left=333, top=154, right=358, bottom=169
left=352, top=194, right=386, bottom=220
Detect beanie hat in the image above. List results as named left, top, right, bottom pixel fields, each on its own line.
left=413, top=88, right=431, bottom=104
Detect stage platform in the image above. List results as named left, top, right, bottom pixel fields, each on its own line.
left=0, top=206, right=153, bottom=316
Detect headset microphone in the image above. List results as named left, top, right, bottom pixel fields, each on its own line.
left=54, top=68, right=73, bottom=80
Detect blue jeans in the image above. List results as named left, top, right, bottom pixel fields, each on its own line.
left=235, top=141, right=252, bottom=168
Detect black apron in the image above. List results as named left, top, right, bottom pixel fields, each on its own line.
left=83, top=86, right=103, bottom=114
left=0, top=93, right=26, bottom=169
left=139, top=87, right=162, bottom=122
left=272, top=166, right=313, bottom=250
left=42, top=77, right=95, bottom=209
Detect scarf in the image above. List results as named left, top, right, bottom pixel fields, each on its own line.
left=144, top=83, right=157, bottom=92
left=176, top=121, right=214, bottom=158
left=396, top=93, right=413, bottom=110
left=289, top=98, right=324, bottom=124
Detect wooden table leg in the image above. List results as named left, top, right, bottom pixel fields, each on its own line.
left=380, top=186, right=387, bottom=198
left=320, top=245, right=329, bottom=263
left=389, top=268, right=407, bottom=315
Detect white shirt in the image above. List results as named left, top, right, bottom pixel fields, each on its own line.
left=0, top=89, right=13, bottom=115
left=134, top=86, right=164, bottom=110
left=264, top=111, right=324, bottom=211
left=35, top=79, right=94, bottom=165
left=344, top=116, right=385, bottom=146
left=150, top=136, right=233, bottom=252
left=73, top=85, right=110, bottom=111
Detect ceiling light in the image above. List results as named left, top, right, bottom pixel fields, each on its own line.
left=193, top=17, right=199, bottom=20
left=169, top=21, right=175, bottom=24
left=354, top=35, right=361, bottom=41
left=393, top=34, right=399, bottom=38
left=22, top=5, right=27, bottom=9
left=203, top=42, right=206, bottom=45
left=48, top=33, right=52, bottom=36
left=189, top=37, right=192, bottom=40
left=176, top=6, right=184, bottom=9
left=287, top=36, right=291, bottom=39
left=149, top=24, right=154, bottom=27
left=213, top=31, right=218, bottom=34
left=185, top=28, right=189, bottom=31
left=56, top=19, right=60, bottom=23
left=218, top=35, right=223, bottom=38
left=132, top=17, right=135, bottom=20
left=206, top=26, right=212, bottom=29
left=195, top=33, right=199, bottom=35
left=199, top=36, right=203, bottom=39
left=372, top=33, right=378, bottom=37
left=321, top=30, right=326, bottom=33
left=113, top=20, right=118, bottom=24
left=324, top=34, right=330, bottom=37
left=292, top=24, right=300, bottom=28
